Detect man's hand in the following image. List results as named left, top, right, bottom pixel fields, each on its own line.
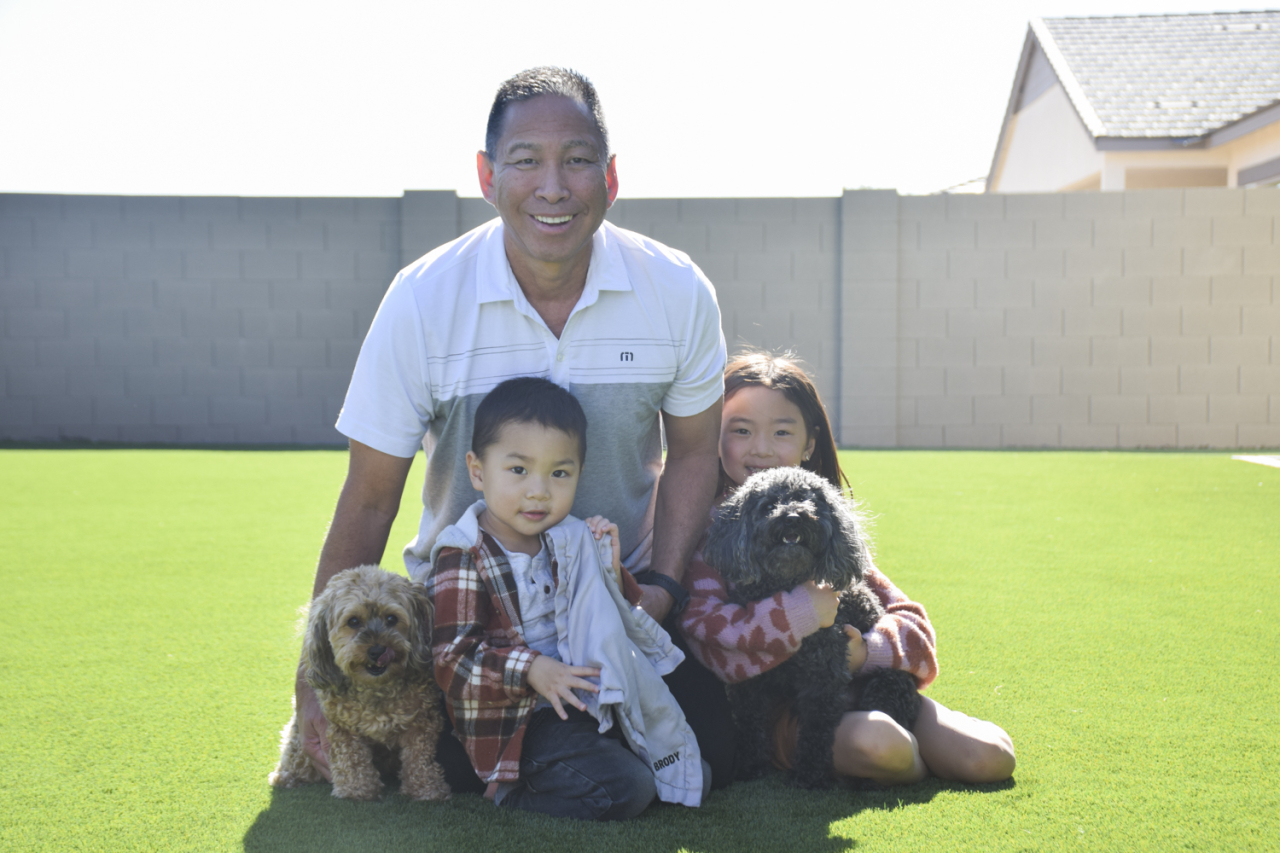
left=843, top=624, right=868, bottom=673
left=584, top=516, right=622, bottom=588
left=527, top=655, right=600, bottom=720
left=802, top=580, right=839, bottom=628
left=295, top=667, right=332, bottom=782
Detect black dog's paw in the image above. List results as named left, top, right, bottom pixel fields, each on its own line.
left=850, top=668, right=923, bottom=731
left=736, top=759, right=770, bottom=781
left=791, top=766, right=836, bottom=790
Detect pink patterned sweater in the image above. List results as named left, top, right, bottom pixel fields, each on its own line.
left=679, top=553, right=938, bottom=690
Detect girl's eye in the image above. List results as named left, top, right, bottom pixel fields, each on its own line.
left=347, top=617, right=361, bottom=629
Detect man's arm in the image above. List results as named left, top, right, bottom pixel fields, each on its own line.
left=638, top=400, right=722, bottom=623
left=297, top=439, right=415, bottom=778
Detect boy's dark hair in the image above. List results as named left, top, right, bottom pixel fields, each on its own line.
left=471, top=376, right=588, bottom=463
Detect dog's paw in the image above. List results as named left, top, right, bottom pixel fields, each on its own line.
left=791, top=768, right=836, bottom=790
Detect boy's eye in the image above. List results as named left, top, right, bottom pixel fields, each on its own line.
left=510, top=466, right=526, bottom=475
left=552, top=469, right=571, bottom=478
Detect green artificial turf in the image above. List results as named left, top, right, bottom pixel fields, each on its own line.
left=0, top=448, right=1276, bottom=852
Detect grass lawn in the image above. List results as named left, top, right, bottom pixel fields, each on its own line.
left=1, top=448, right=1276, bottom=852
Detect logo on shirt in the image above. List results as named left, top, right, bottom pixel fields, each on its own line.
left=620, top=351, right=634, bottom=362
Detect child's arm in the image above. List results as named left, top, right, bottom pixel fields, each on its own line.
left=854, top=563, right=939, bottom=689
left=427, top=547, right=541, bottom=705
left=678, top=554, right=824, bottom=683
left=584, top=515, right=623, bottom=588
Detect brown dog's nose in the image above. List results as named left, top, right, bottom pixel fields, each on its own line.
left=368, top=644, right=387, bottom=662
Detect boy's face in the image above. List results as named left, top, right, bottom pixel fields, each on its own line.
left=466, top=421, right=582, bottom=556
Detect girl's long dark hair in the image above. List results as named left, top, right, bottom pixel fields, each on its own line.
left=720, top=350, right=850, bottom=495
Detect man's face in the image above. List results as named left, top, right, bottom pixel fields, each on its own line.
left=478, top=94, right=619, bottom=272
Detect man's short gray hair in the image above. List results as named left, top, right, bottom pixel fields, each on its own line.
left=484, top=66, right=610, bottom=163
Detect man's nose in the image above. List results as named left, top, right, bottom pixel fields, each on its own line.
left=536, top=163, right=570, bottom=204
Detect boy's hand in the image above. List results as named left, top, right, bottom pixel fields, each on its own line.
left=843, top=624, right=868, bottom=673
left=801, top=580, right=839, bottom=628
left=527, top=655, right=601, bottom=720
left=585, top=515, right=623, bottom=589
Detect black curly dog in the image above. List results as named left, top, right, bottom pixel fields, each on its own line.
left=703, top=466, right=921, bottom=789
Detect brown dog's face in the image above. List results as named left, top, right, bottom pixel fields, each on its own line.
left=306, top=565, right=433, bottom=692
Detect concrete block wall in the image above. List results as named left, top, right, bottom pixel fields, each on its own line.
left=0, top=193, right=401, bottom=444
left=2, top=187, right=1276, bottom=448
left=889, top=188, right=1280, bottom=449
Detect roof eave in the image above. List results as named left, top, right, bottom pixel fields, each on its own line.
left=985, top=28, right=1039, bottom=192
left=1029, top=18, right=1107, bottom=138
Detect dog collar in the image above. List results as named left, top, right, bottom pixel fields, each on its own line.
left=631, top=570, right=690, bottom=616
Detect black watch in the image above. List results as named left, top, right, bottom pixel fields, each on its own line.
left=631, top=570, right=690, bottom=615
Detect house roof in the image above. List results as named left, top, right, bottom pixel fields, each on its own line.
left=1039, top=10, right=1280, bottom=140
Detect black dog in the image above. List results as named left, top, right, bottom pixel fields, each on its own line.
left=703, top=467, right=921, bottom=788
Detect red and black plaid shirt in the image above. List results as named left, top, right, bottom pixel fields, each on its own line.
left=427, top=528, right=642, bottom=783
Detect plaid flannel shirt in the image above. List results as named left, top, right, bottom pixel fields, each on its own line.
left=427, top=525, right=643, bottom=783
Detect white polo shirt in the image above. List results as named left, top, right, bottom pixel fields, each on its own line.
left=336, top=217, right=726, bottom=580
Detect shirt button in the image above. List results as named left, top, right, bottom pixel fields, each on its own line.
left=544, top=585, right=552, bottom=594
left=556, top=353, right=564, bottom=362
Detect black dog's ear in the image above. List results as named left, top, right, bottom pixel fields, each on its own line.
left=818, top=487, right=871, bottom=590
left=405, top=582, right=435, bottom=676
left=703, top=489, right=762, bottom=587
left=303, top=591, right=348, bottom=694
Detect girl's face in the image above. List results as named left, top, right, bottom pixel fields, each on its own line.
left=719, top=385, right=817, bottom=488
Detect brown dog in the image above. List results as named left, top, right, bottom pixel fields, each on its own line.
left=269, top=565, right=449, bottom=801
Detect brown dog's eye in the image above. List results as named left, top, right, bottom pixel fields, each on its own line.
left=385, top=614, right=398, bottom=626
left=347, top=617, right=361, bottom=629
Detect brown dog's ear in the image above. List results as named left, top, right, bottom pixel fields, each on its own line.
left=405, top=582, right=435, bottom=675
left=303, top=590, right=348, bottom=694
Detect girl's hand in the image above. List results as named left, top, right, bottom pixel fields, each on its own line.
left=527, top=655, right=601, bottom=720
left=801, top=580, right=839, bottom=628
left=585, top=515, right=623, bottom=588
left=843, top=624, right=868, bottom=673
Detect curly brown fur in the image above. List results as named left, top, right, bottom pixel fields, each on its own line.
left=268, top=565, right=450, bottom=801
left=703, top=467, right=921, bottom=789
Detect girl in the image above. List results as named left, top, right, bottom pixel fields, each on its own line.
left=680, top=351, right=1015, bottom=786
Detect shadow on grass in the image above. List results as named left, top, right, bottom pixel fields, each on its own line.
left=244, top=774, right=1013, bottom=853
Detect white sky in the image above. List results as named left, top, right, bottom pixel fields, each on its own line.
left=0, top=0, right=1266, bottom=199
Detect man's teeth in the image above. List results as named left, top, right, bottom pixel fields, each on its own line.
left=534, top=215, right=573, bottom=224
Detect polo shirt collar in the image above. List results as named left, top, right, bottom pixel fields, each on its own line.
left=476, top=219, right=633, bottom=309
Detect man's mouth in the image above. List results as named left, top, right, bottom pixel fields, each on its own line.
left=533, top=214, right=573, bottom=225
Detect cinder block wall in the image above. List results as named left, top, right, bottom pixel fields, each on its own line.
left=1, top=188, right=1277, bottom=448
left=885, top=189, right=1280, bottom=449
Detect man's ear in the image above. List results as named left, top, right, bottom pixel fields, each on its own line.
left=465, top=450, right=485, bottom=491
left=605, top=155, right=619, bottom=207
left=477, top=150, right=497, bottom=203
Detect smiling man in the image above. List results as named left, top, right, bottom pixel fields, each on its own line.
left=295, top=67, right=728, bottom=794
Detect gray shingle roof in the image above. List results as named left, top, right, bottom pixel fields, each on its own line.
left=1041, top=11, right=1280, bottom=138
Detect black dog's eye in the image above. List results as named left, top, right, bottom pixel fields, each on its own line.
left=385, top=614, right=398, bottom=626
left=347, top=617, right=361, bottom=629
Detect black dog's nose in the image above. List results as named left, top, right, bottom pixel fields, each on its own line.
left=368, top=644, right=387, bottom=661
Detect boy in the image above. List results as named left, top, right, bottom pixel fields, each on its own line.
left=426, top=377, right=705, bottom=821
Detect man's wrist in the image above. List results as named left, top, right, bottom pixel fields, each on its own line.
left=632, top=570, right=690, bottom=615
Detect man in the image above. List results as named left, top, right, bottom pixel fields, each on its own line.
left=296, top=67, right=726, bottom=786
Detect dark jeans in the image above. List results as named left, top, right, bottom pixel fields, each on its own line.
left=498, top=706, right=657, bottom=821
